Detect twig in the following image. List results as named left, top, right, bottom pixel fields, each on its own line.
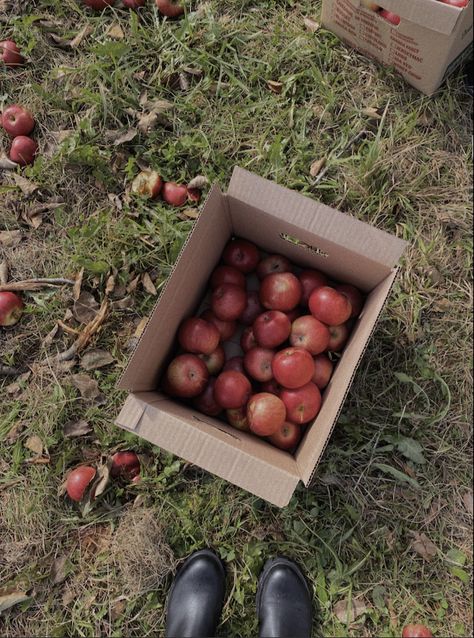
left=0, top=278, right=75, bottom=292
left=56, top=299, right=109, bottom=361
left=57, top=319, right=81, bottom=335
left=0, top=364, right=23, bottom=377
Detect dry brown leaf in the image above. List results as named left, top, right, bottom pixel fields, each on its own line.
left=11, top=173, right=39, bottom=195
left=73, top=291, right=99, bottom=324
left=6, top=371, right=31, bottom=396
left=107, top=193, right=123, bottom=210
left=0, top=230, right=22, bottom=247
left=0, top=261, right=9, bottom=285
left=333, top=597, right=368, bottom=624
left=410, top=532, right=438, bottom=561
left=105, top=274, right=116, bottom=296
left=80, top=348, right=114, bottom=371
left=25, top=455, right=50, bottom=465
left=111, top=295, right=134, bottom=310
left=64, top=419, right=92, bottom=438
left=267, top=80, right=283, bottom=94
left=0, top=586, right=31, bottom=613
left=71, top=374, right=100, bottom=400
left=51, top=555, right=69, bottom=585
left=113, top=129, right=138, bottom=146
left=142, top=272, right=157, bottom=296
left=42, top=323, right=60, bottom=347
left=178, top=208, right=200, bottom=220
left=62, top=588, right=76, bottom=606
left=25, top=435, right=44, bottom=456
left=73, top=268, right=84, bottom=302
left=0, top=154, right=18, bottom=170
left=22, top=202, right=64, bottom=229
left=70, top=23, right=93, bottom=48
left=110, top=599, right=126, bottom=621
left=137, top=112, right=158, bottom=134
left=134, top=317, right=149, bottom=339
left=92, top=462, right=111, bottom=497
left=304, top=17, right=320, bottom=32
left=187, top=175, right=209, bottom=190
left=126, top=275, right=140, bottom=294
left=310, top=157, right=327, bottom=178
left=106, top=23, right=125, bottom=39
left=179, top=72, right=190, bottom=91
left=361, top=107, right=383, bottom=120
left=462, top=490, right=473, bottom=516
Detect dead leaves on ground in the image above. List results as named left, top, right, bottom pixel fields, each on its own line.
left=63, top=419, right=92, bottom=438
left=73, top=291, right=100, bottom=324
left=0, top=230, right=22, bottom=248
left=410, top=531, right=439, bottom=561
left=0, top=585, right=32, bottom=614
left=80, top=348, right=114, bottom=371
left=333, top=596, right=369, bottom=625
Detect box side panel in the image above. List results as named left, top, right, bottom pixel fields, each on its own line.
left=442, top=3, right=474, bottom=81
left=353, top=0, right=463, bottom=34
left=116, top=393, right=300, bottom=507
left=118, top=186, right=232, bottom=392
left=295, top=269, right=399, bottom=485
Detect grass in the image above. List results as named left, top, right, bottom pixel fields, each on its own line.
left=1, top=0, right=472, bottom=636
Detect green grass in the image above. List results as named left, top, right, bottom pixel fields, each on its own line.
left=1, top=1, right=472, bottom=636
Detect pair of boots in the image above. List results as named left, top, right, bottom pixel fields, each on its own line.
left=165, top=549, right=312, bottom=638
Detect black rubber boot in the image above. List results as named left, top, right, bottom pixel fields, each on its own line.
left=165, top=549, right=226, bottom=638
left=257, top=557, right=312, bottom=638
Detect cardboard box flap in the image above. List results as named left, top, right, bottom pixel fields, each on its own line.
left=117, top=393, right=300, bottom=508
left=295, top=269, right=399, bottom=485
left=227, top=167, right=406, bottom=271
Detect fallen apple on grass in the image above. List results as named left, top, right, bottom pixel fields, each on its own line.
left=272, top=347, right=315, bottom=389
left=0, top=292, right=24, bottom=327
left=123, top=0, right=146, bottom=7
left=162, top=182, right=188, bottom=207
left=260, top=272, right=302, bottom=311
left=2, top=104, right=35, bottom=137
left=131, top=170, right=163, bottom=199
left=0, top=40, right=25, bottom=67
left=401, top=625, right=433, bottom=638
left=222, top=238, right=260, bottom=274
left=66, top=466, right=96, bottom=502
left=178, top=317, right=220, bottom=355
left=247, top=392, right=286, bottom=436
left=111, top=451, right=140, bottom=479
left=83, top=0, right=115, bottom=8
left=187, top=187, right=201, bottom=203
left=156, top=0, right=184, bottom=17
left=214, top=370, right=251, bottom=409
left=9, top=136, right=38, bottom=166
left=268, top=421, right=302, bottom=451
left=165, top=354, right=209, bottom=398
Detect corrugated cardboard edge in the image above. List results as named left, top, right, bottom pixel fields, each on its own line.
left=301, top=267, right=400, bottom=487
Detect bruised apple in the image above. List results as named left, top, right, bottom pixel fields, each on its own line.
left=309, top=286, right=352, bottom=326
left=289, top=315, right=330, bottom=355
left=193, top=378, right=222, bottom=416
left=312, top=353, right=333, bottom=389
left=327, top=323, right=350, bottom=352
left=256, top=254, right=291, bottom=279
left=298, top=269, right=327, bottom=306
left=336, top=284, right=364, bottom=318
left=131, top=170, right=162, bottom=199
left=240, top=326, right=258, bottom=352
left=0, top=292, right=24, bottom=326
left=253, top=310, right=291, bottom=348
left=259, top=272, right=302, bottom=311
left=222, top=238, right=260, bottom=274
left=247, top=392, right=286, bottom=436
left=244, top=347, right=275, bottom=382
left=165, top=354, right=209, bottom=398
left=240, top=291, right=264, bottom=325
left=226, top=405, right=250, bottom=431
left=210, top=265, right=246, bottom=289
left=214, top=371, right=251, bottom=409
left=199, top=345, right=225, bottom=375
left=200, top=309, right=236, bottom=342
left=178, top=317, right=220, bottom=355
left=280, top=382, right=321, bottom=424
left=223, top=356, right=245, bottom=374
left=272, top=347, right=314, bottom=389
left=268, top=421, right=302, bottom=450
left=211, top=283, right=247, bottom=321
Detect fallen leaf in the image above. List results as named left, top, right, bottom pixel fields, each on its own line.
left=110, top=599, right=126, bottom=621
left=0, top=261, right=9, bottom=285
left=135, top=317, right=149, bottom=338
left=71, top=374, right=100, bottom=400
left=107, top=193, right=123, bottom=210
left=0, top=230, right=22, bottom=247
left=137, top=112, right=159, bottom=134
left=105, top=274, right=116, bottom=295
left=0, top=586, right=31, bottom=613
left=6, top=371, right=31, bottom=396
left=21, top=201, right=64, bottom=229
left=92, top=461, right=111, bottom=497
left=304, top=17, right=320, bottom=32
left=6, top=421, right=24, bottom=444
left=42, top=323, right=60, bottom=347
left=142, top=272, right=157, bottom=296
left=179, top=72, right=190, bottom=91
left=178, top=207, right=200, bottom=220
left=106, top=23, right=125, bottom=40
left=267, top=80, right=283, bottom=94
left=333, top=597, right=368, bottom=624
left=113, top=129, right=138, bottom=146
left=310, top=157, right=326, bottom=178
left=50, top=555, right=69, bottom=584
left=25, top=435, right=43, bottom=456
left=11, top=174, right=39, bottom=195
left=361, top=107, right=383, bottom=120
left=73, top=291, right=99, bottom=324
left=64, top=419, right=92, bottom=438
left=111, top=295, right=134, bottom=310
left=62, top=588, right=76, bottom=606
left=410, top=532, right=438, bottom=561
left=80, top=348, right=114, bottom=371
left=187, top=175, right=209, bottom=190
left=69, top=24, right=93, bottom=48
left=73, top=268, right=84, bottom=302
left=126, top=275, right=140, bottom=294
left=462, top=490, right=473, bottom=516
left=0, top=154, right=18, bottom=170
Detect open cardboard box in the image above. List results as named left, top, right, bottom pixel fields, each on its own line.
left=116, top=168, right=407, bottom=507
left=321, top=0, right=473, bottom=95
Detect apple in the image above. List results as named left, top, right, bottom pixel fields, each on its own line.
left=211, top=283, right=247, bottom=321
left=240, top=291, right=264, bottom=326
left=289, top=315, right=330, bottom=355
left=309, top=286, right=352, bottom=326
left=187, top=187, right=201, bottom=203
left=380, top=9, right=401, bottom=25
left=156, top=0, right=185, bottom=17
left=200, top=309, right=236, bottom=341
left=0, top=292, right=24, bottom=326
left=268, top=421, right=302, bottom=451
left=438, top=0, right=469, bottom=5
left=83, top=0, right=115, bottom=8
left=165, top=354, right=209, bottom=398
left=327, top=323, right=350, bottom=352
left=280, top=382, right=322, bottom=424
left=260, top=379, right=282, bottom=395
left=131, top=170, right=163, bottom=199
left=214, top=371, right=251, bottom=409
left=123, top=0, right=146, bottom=7
left=199, top=345, right=225, bottom=375
left=178, top=317, right=220, bottom=355
left=298, top=269, right=328, bottom=306
left=2, top=105, right=35, bottom=137
left=111, top=451, right=140, bottom=479
left=0, top=40, right=25, bottom=67
left=226, top=405, right=250, bottom=431
left=162, top=182, right=188, bottom=207
left=256, top=254, right=291, bottom=279
left=361, top=0, right=380, bottom=10
left=9, top=136, right=38, bottom=166
left=284, top=308, right=301, bottom=323
left=247, top=392, right=286, bottom=436
left=401, top=625, right=433, bottom=638
left=240, top=326, right=257, bottom=352
left=336, top=284, right=364, bottom=318
left=223, top=356, right=245, bottom=374
left=253, top=310, right=291, bottom=348
left=312, top=353, right=333, bottom=389
left=66, top=466, right=96, bottom=502
left=244, top=347, right=275, bottom=382
left=272, top=347, right=315, bottom=389
left=222, top=238, right=260, bottom=274
left=210, top=265, right=246, bottom=289
left=260, top=272, right=302, bottom=311
left=193, top=378, right=222, bottom=416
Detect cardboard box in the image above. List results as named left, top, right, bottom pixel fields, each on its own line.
left=116, top=168, right=407, bottom=507
left=321, top=0, right=473, bottom=95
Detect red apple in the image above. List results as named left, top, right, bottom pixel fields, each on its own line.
left=240, top=326, right=257, bottom=352
left=243, top=347, right=275, bottom=382
left=438, top=0, right=468, bottom=5
left=162, top=182, right=188, bottom=207
left=123, top=0, right=145, bottom=7
left=111, top=451, right=140, bottom=479
left=298, top=269, right=328, bottom=306
left=256, top=254, right=291, bottom=279
left=193, top=378, right=222, bottom=416
left=187, top=187, right=201, bottom=203
left=9, top=136, right=38, bottom=166
left=289, top=315, right=330, bottom=355
left=210, top=265, right=246, bottom=289
left=361, top=0, right=380, bottom=10
left=401, top=625, right=433, bottom=638
left=272, top=347, right=315, bottom=389
left=240, top=291, right=264, bottom=325
left=380, top=9, right=401, bottom=24
left=199, top=345, right=225, bottom=375
left=178, top=317, right=220, bottom=355
left=247, top=392, right=286, bottom=436
left=260, top=272, right=302, bottom=311
left=253, top=310, right=291, bottom=348
left=268, top=421, right=302, bottom=451
left=156, top=0, right=184, bottom=16
left=312, top=353, right=333, bottom=389
left=309, top=286, right=352, bottom=326
left=2, top=105, right=35, bottom=137
left=165, top=354, right=209, bottom=398
left=226, top=405, right=250, bottom=431
left=223, top=356, right=245, bottom=374
left=66, top=466, right=96, bottom=502
left=260, top=379, right=282, bottom=395
left=0, top=40, right=25, bottom=67
left=214, top=371, right=251, bottom=409
left=327, top=323, right=350, bottom=352
left=83, top=0, right=115, bottom=8
left=222, top=238, right=260, bottom=274
left=200, top=309, right=236, bottom=342
left=284, top=308, right=301, bottom=323
left=336, top=284, right=364, bottom=318
left=280, top=382, right=321, bottom=424
left=211, top=283, right=247, bottom=321
left=131, top=170, right=163, bottom=199
left=0, top=292, right=24, bottom=327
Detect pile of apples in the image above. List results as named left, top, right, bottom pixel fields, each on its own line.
left=162, top=238, right=364, bottom=452
left=1, top=104, right=38, bottom=166
left=362, top=0, right=469, bottom=26
left=82, top=0, right=184, bottom=17
left=131, top=169, right=200, bottom=207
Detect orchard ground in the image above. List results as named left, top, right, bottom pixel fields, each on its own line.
left=1, top=1, right=472, bottom=636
